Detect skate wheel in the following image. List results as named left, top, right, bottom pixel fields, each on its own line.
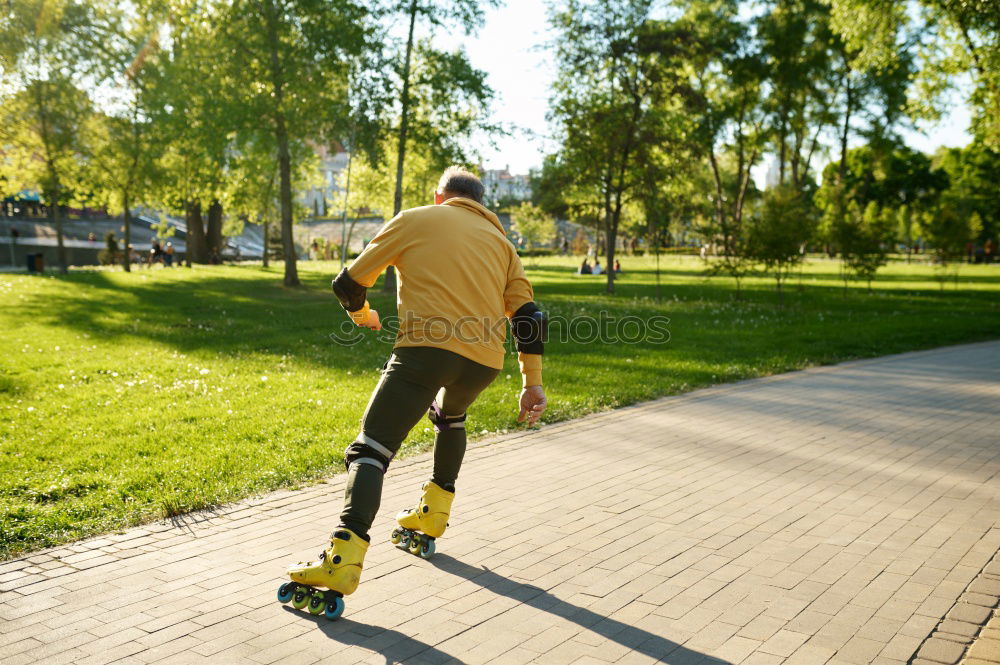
left=408, top=537, right=422, bottom=554
left=307, top=592, right=326, bottom=615
left=291, top=587, right=310, bottom=610
left=324, top=596, right=345, bottom=620
left=277, top=582, right=296, bottom=604
left=419, top=539, right=435, bottom=559
left=390, top=528, right=402, bottom=545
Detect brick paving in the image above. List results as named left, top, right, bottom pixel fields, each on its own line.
left=2, top=340, right=999, bottom=665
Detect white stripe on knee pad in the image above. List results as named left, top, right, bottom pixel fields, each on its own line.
left=357, top=432, right=394, bottom=461
left=352, top=457, right=386, bottom=472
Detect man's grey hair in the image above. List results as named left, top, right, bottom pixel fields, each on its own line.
left=437, top=166, right=485, bottom=204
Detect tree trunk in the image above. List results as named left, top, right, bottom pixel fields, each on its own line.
left=601, top=169, right=614, bottom=293
left=654, top=230, right=661, bottom=302
left=708, top=149, right=726, bottom=247
left=263, top=0, right=299, bottom=287
left=207, top=199, right=223, bottom=259
left=122, top=191, right=132, bottom=272
left=275, top=121, right=299, bottom=285
left=605, top=223, right=616, bottom=294
left=778, top=114, right=787, bottom=185
left=186, top=201, right=207, bottom=264
left=48, top=188, right=67, bottom=273
left=838, top=67, right=853, bottom=185
left=262, top=220, right=269, bottom=268
left=383, top=0, right=419, bottom=295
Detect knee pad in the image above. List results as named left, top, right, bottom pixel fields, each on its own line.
left=344, top=433, right=395, bottom=473
left=427, top=401, right=466, bottom=433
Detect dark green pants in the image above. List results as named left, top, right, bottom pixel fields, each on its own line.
left=339, top=346, right=499, bottom=539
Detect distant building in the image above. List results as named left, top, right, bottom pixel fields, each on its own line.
left=481, top=165, right=532, bottom=206
left=300, top=143, right=350, bottom=218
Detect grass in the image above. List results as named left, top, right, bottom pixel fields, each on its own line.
left=1, top=255, right=998, bottom=559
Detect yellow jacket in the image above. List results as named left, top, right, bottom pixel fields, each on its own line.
left=347, top=197, right=542, bottom=387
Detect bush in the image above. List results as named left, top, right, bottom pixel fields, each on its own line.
left=517, top=248, right=557, bottom=257
left=651, top=247, right=699, bottom=255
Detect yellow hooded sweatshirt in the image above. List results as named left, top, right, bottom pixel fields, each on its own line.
left=346, top=197, right=542, bottom=387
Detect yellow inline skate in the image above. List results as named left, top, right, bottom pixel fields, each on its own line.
left=278, top=528, right=369, bottom=620
left=391, top=481, right=454, bottom=559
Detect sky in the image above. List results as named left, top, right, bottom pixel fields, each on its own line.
left=432, top=0, right=974, bottom=183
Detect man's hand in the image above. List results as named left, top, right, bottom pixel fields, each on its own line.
left=362, top=309, right=381, bottom=331
left=518, top=385, right=547, bottom=426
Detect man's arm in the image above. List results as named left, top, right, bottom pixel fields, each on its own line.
left=330, top=215, right=408, bottom=328
left=332, top=268, right=379, bottom=329
left=504, top=251, right=547, bottom=425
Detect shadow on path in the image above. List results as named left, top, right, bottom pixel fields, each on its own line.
left=282, top=608, right=459, bottom=664
left=430, top=554, right=732, bottom=665
left=286, top=554, right=732, bottom=664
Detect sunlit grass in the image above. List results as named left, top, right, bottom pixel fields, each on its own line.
left=1, top=256, right=998, bottom=559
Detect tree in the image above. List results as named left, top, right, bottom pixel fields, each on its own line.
left=82, top=1, right=163, bottom=272
left=213, top=0, right=380, bottom=286
left=933, top=142, right=1000, bottom=243
left=747, top=184, right=816, bottom=302
left=0, top=0, right=98, bottom=273
left=683, top=0, right=768, bottom=297
left=510, top=202, right=556, bottom=250
left=758, top=0, right=838, bottom=190
left=922, top=201, right=981, bottom=288
left=348, top=34, right=497, bottom=289
left=380, top=0, right=499, bottom=293
left=836, top=201, right=895, bottom=292
left=918, top=0, right=1000, bottom=149
left=140, top=2, right=239, bottom=266
left=548, top=0, right=694, bottom=294
left=836, top=0, right=1000, bottom=150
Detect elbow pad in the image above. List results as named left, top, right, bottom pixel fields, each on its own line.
left=511, top=302, right=547, bottom=355
left=332, top=268, right=367, bottom=312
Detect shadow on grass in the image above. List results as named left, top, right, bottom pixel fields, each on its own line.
left=20, top=264, right=1000, bottom=388
left=21, top=268, right=397, bottom=371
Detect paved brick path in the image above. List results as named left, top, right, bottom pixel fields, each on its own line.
left=2, top=341, right=999, bottom=665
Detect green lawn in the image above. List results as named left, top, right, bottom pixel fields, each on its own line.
left=1, top=256, right=998, bottom=559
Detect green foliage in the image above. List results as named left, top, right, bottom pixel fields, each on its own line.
left=0, top=0, right=104, bottom=274
left=932, top=142, right=1000, bottom=242
left=150, top=216, right=176, bottom=240
left=922, top=202, right=982, bottom=288
left=816, top=141, right=949, bottom=255
left=757, top=0, right=837, bottom=190
left=344, top=137, right=444, bottom=217
left=836, top=201, right=896, bottom=289
left=748, top=185, right=817, bottom=295
left=546, top=0, right=703, bottom=293
left=510, top=202, right=557, bottom=249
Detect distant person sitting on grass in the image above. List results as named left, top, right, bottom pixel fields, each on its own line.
left=593, top=259, right=603, bottom=275
left=614, top=259, right=621, bottom=273
left=578, top=258, right=591, bottom=275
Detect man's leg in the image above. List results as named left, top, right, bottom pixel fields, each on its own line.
left=429, top=358, right=500, bottom=490
left=339, top=349, right=449, bottom=539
